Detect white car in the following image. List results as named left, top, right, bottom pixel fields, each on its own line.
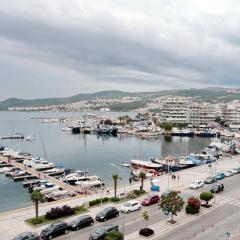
left=190, top=180, right=204, bottom=189
left=120, top=200, right=141, bottom=213
left=224, top=171, right=233, bottom=177
left=232, top=168, right=240, bottom=174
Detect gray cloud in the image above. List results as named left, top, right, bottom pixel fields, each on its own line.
left=0, top=0, right=240, bottom=99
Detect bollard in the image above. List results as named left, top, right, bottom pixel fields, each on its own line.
left=203, top=229, right=204, bottom=232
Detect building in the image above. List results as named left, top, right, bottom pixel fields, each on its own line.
left=188, top=102, right=216, bottom=126
left=160, top=97, right=190, bottom=124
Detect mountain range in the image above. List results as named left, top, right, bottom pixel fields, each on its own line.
left=1, top=87, right=240, bottom=110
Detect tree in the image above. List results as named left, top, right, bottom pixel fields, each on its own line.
left=186, top=196, right=201, bottom=214
left=142, top=209, right=150, bottom=227
left=159, top=191, right=185, bottom=223
left=31, top=190, right=45, bottom=220
left=160, top=122, right=173, bottom=131
left=105, top=230, right=124, bottom=240
left=112, top=174, right=121, bottom=198
left=200, top=192, right=213, bottom=206
left=139, top=171, right=146, bottom=191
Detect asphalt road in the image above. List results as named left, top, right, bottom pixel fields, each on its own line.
left=46, top=173, right=240, bottom=240
left=57, top=203, right=165, bottom=240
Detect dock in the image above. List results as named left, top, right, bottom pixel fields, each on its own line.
left=13, top=175, right=37, bottom=182
left=0, top=155, right=80, bottom=195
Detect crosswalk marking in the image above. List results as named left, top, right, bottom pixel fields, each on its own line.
left=216, top=195, right=240, bottom=208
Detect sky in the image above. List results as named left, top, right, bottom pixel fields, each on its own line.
left=0, top=0, right=240, bottom=100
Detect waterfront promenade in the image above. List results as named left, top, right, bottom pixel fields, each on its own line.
left=0, top=155, right=239, bottom=239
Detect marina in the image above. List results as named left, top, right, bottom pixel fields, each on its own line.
left=0, top=111, right=239, bottom=213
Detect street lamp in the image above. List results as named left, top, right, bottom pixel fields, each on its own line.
left=111, top=163, right=127, bottom=239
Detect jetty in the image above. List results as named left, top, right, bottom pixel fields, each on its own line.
left=0, top=155, right=79, bottom=195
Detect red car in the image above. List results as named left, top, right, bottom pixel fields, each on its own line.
left=141, top=194, right=160, bottom=206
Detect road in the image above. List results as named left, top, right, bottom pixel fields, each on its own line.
left=160, top=173, right=240, bottom=240
left=56, top=173, right=240, bottom=240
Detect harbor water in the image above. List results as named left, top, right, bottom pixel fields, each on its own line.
left=0, top=111, right=211, bottom=212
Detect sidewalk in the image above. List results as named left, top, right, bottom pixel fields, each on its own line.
left=0, top=155, right=239, bottom=239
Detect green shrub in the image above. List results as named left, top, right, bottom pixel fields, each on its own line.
left=200, top=192, right=213, bottom=206
left=74, top=205, right=86, bottom=213
left=110, top=197, right=121, bottom=202
left=105, top=230, right=124, bottom=240
left=127, top=191, right=137, bottom=199
left=89, top=197, right=109, bottom=206
left=133, top=189, right=145, bottom=196
left=185, top=205, right=199, bottom=215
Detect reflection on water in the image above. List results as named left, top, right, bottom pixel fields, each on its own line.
left=0, top=111, right=211, bottom=212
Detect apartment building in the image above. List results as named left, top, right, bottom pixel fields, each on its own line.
left=188, top=102, right=216, bottom=126
left=221, top=100, right=240, bottom=124
left=160, top=96, right=190, bottom=124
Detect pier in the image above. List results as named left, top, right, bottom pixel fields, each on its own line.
left=0, top=155, right=80, bottom=195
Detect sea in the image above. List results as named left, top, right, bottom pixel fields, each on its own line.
left=0, top=111, right=211, bottom=212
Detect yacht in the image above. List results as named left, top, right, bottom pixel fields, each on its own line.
left=63, top=170, right=88, bottom=184
left=74, top=176, right=104, bottom=188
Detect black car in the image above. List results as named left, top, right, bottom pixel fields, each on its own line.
left=89, top=224, right=119, bottom=240
left=204, top=176, right=217, bottom=184
left=13, top=232, right=39, bottom=240
left=40, top=221, right=69, bottom=240
left=211, top=184, right=224, bottom=193
left=69, top=215, right=94, bottom=231
left=96, top=207, right=119, bottom=222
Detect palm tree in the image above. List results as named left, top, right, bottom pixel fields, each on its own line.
left=31, top=190, right=45, bottom=220
left=139, top=171, right=146, bottom=191
left=112, top=174, right=121, bottom=198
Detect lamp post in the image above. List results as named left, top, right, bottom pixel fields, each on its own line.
left=111, top=163, right=127, bottom=239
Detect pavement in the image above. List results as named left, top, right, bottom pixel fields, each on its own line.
left=1, top=155, right=240, bottom=240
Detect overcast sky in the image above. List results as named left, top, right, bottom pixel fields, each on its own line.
left=0, top=0, right=239, bottom=100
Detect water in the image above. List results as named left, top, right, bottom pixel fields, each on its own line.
left=0, top=111, right=211, bottom=212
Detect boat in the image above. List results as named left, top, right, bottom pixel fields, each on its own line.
left=25, top=135, right=36, bottom=141
left=131, top=159, right=163, bottom=170
left=120, top=163, right=130, bottom=167
left=171, top=128, right=194, bottom=137
left=46, top=190, right=75, bottom=201
left=40, top=185, right=61, bottom=195
left=63, top=170, right=88, bottom=184
left=150, top=157, right=183, bottom=172
left=74, top=176, right=104, bottom=187
left=61, top=127, right=73, bottom=131
left=43, top=168, right=65, bottom=176
left=195, top=130, right=219, bottom=138
left=94, top=125, right=118, bottom=136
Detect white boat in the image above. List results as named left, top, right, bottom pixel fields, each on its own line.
left=120, top=163, right=130, bottom=167
left=63, top=170, right=88, bottom=184
left=61, top=127, right=72, bottom=131
left=131, top=159, right=162, bottom=169
left=25, top=135, right=36, bottom=141
left=33, top=161, right=54, bottom=170
left=40, top=185, right=60, bottom=194
left=0, top=167, right=14, bottom=173
left=75, top=176, right=104, bottom=187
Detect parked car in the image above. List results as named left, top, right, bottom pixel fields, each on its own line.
left=120, top=200, right=141, bottom=213
left=96, top=207, right=119, bottom=222
left=40, top=221, right=69, bottom=240
left=211, top=184, right=224, bottom=193
left=141, top=194, right=160, bottom=206
left=189, top=180, right=204, bottom=189
left=89, top=224, right=119, bottom=240
left=13, top=232, right=39, bottom=240
left=232, top=168, right=240, bottom=174
left=216, top=173, right=225, bottom=180
left=224, top=171, right=233, bottom=177
left=69, top=215, right=94, bottom=231
left=204, top=176, right=217, bottom=184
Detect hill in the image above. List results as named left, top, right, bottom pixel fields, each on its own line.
left=1, top=88, right=240, bottom=111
